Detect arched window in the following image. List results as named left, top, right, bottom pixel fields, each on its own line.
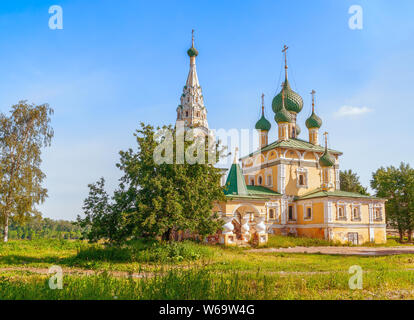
left=185, top=111, right=189, bottom=117
left=299, top=174, right=304, bottom=186
left=258, top=176, right=263, bottom=185
left=269, top=209, right=274, bottom=219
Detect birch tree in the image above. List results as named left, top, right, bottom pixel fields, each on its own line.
left=0, top=101, right=53, bottom=242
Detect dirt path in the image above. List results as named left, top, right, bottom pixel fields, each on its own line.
left=249, top=246, right=414, bottom=256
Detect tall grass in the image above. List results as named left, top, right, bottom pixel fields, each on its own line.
left=1, top=268, right=414, bottom=300
left=262, top=235, right=344, bottom=248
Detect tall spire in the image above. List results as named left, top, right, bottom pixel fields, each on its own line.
left=282, top=45, right=289, bottom=80
left=176, top=30, right=208, bottom=132
left=186, top=29, right=199, bottom=87
left=324, top=131, right=328, bottom=151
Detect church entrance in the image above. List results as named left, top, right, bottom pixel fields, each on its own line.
left=232, top=212, right=242, bottom=240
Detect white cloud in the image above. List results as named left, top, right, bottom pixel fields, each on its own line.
left=334, top=105, right=373, bottom=118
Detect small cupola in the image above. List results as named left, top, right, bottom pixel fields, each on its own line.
left=255, top=94, right=271, bottom=148
left=306, top=90, right=322, bottom=145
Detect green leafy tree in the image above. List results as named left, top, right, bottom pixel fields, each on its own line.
left=340, top=169, right=369, bottom=195
left=371, top=162, right=414, bottom=242
left=0, top=101, right=54, bottom=242
left=78, top=123, right=226, bottom=243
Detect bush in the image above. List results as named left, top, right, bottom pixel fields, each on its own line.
left=74, top=240, right=215, bottom=264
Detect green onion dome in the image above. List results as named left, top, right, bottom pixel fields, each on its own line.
left=274, top=106, right=292, bottom=123
left=272, top=79, right=303, bottom=114
left=319, top=149, right=335, bottom=167
left=255, top=114, right=271, bottom=131
left=187, top=46, right=199, bottom=57
left=295, top=124, right=301, bottom=136
left=305, top=112, right=322, bottom=129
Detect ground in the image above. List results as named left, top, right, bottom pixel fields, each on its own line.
left=1, top=236, right=414, bottom=299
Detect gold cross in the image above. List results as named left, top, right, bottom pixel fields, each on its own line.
left=261, top=93, right=265, bottom=113
left=192, top=29, right=195, bottom=47
left=282, top=45, right=289, bottom=77
left=323, top=132, right=328, bottom=148
left=310, top=90, right=316, bottom=112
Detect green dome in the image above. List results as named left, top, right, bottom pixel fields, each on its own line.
left=255, top=114, right=271, bottom=131
left=274, top=107, right=292, bottom=123
left=295, top=124, right=301, bottom=136
left=305, top=112, right=322, bottom=129
left=319, top=149, right=335, bottom=167
left=187, top=46, right=199, bottom=57
left=272, top=79, right=303, bottom=114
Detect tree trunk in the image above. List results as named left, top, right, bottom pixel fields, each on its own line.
left=408, top=230, right=413, bottom=243
left=162, top=228, right=172, bottom=241
left=3, top=215, right=9, bottom=242
left=399, top=229, right=404, bottom=243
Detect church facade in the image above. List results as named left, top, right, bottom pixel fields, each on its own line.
left=175, top=33, right=386, bottom=245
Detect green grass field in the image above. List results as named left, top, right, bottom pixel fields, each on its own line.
left=1, top=236, right=414, bottom=300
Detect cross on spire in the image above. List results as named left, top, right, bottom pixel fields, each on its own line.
left=323, top=131, right=328, bottom=149
left=191, top=29, right=195, bottom=47
left=310, top=90, right=316, bottom=113
left=261, top=93, right=265, bottom=115
left=282, top=45, right=289, bottom=79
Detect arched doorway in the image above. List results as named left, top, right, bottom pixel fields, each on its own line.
left=232, top=212, right=242, bottom=240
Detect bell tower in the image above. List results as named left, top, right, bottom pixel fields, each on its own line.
left=176, top=30, right=209, bottom=134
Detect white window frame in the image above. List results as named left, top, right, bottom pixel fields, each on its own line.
left=296, top=167, right=308, bottom=188
left=266, top=203, right=279, bottom=222
left=337, top=202, right=347, bottom=220
left=266, top=174, right=272, bottom=186
left=303, top=202, right=313, bottom=221
left=374, top=206, right=383, bottom=221
left=351, top=203, right=361, bottom=221
left=287, top=204, right=296, bottom=222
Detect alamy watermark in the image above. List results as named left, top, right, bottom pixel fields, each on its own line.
left=48, top=265, right=63, bottom=290
left=49, top=5, right=63, bottom=30
left=348, top=5, right=363, bottom=30
left=348, top=265, right=363, bottom=289
left=153, top=121, right=261, bottom=167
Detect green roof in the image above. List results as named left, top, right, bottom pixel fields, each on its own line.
left=274, top=106, right=292, bottom=123
left=319, top=148, right=335, bottom=167
left=246, top=185, right=281, bottom=196
left=272, top=79, right=304, bottom=114
left=296, top=189, right=380, bottom=200
left=223, top=163, right=281, bottom=199
left=224, top=162, right=248, bottom=196
left=305, top=112, right=322, bottom=129
left=255, top=114, right=271, bottom=131
left=187, top=46, right=199, bottom=57
left=240, top=138, right=342, bottom=160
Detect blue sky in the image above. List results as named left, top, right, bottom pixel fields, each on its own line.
left=0, top=0, right=413, bottom=220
